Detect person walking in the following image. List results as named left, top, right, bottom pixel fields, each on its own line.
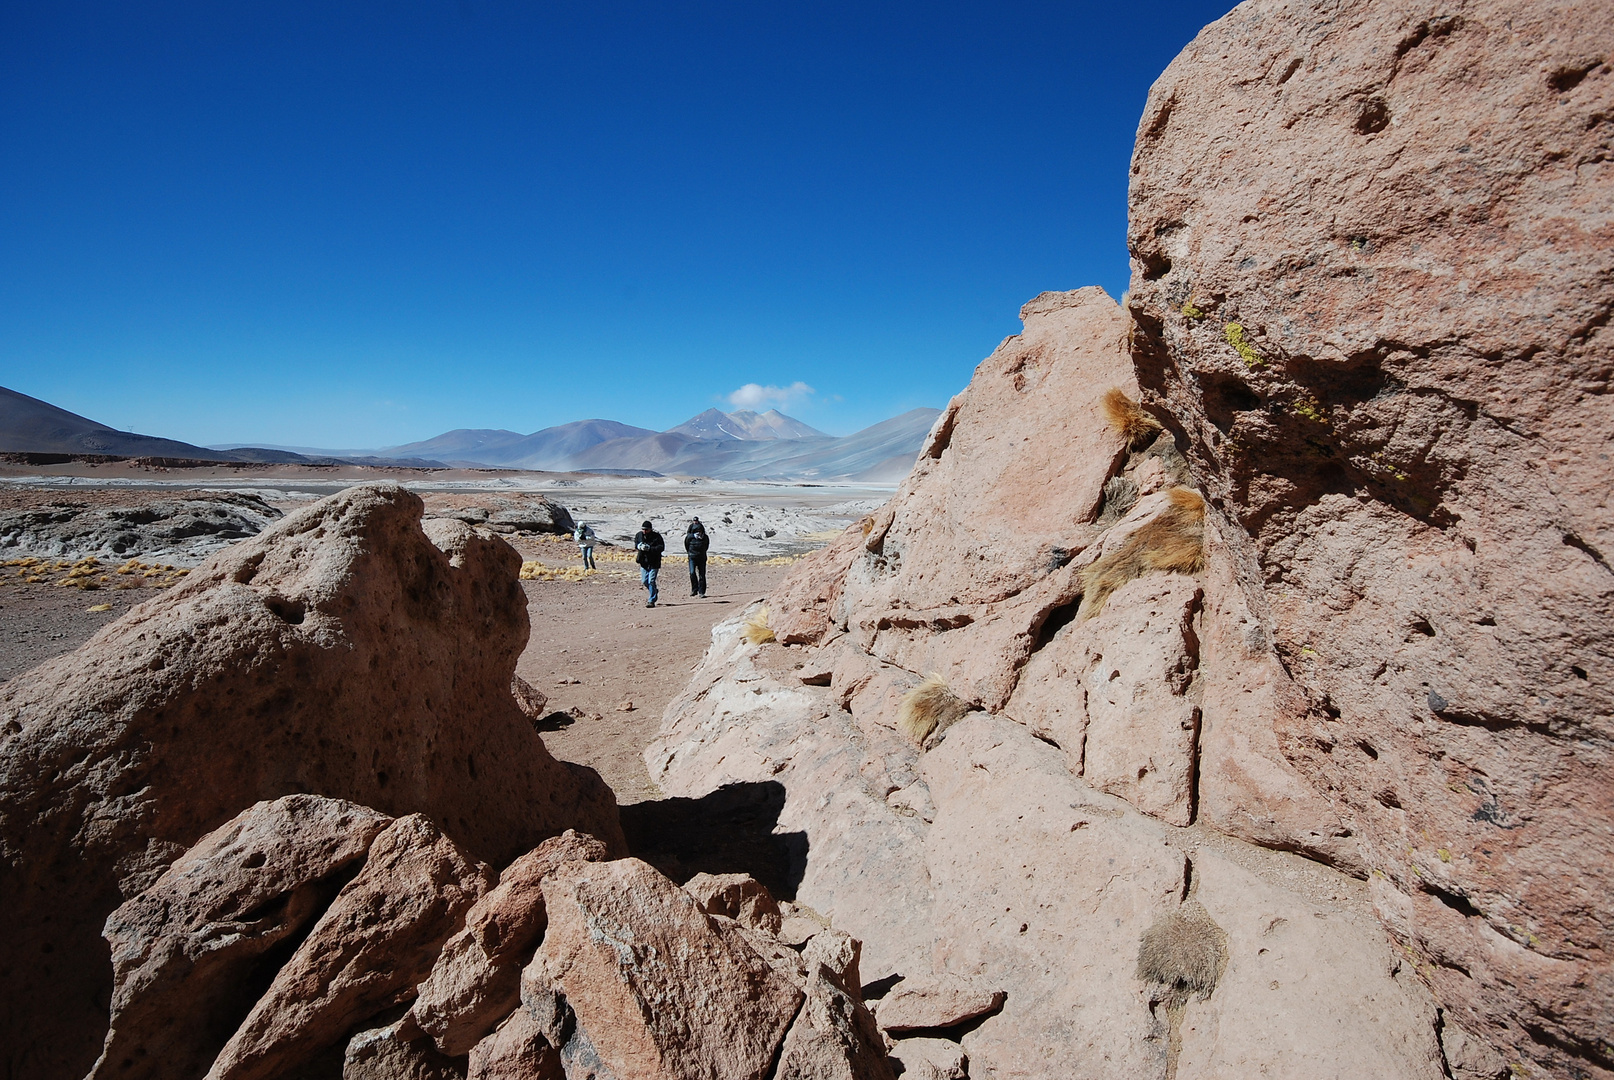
left=685, top=517, right=710, bottom=597
left=634, top=519, right=664, bottom=607
left=574, top=521, right=597, bottom=570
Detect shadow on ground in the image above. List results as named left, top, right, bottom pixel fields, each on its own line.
left=619, top=781, right=806, bottom=902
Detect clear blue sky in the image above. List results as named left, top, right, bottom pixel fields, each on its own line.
left=1, top=1, right=1231, bottom=447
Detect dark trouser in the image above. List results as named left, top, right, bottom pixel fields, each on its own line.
left=688, top=553, right=707, bottom=595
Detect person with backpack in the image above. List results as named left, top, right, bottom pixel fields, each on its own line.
left=574, top=521, right=597, bottom=570
left=685, top=517, right=710, bottom=598
left=633, top=519, right=665, bottom=607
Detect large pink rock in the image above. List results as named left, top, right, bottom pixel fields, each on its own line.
left=205, top=813, right=494, bottom=1080
left=465, top=1010, right=562, bottom=1080
left=90, top=796, right=392, bottom=1080
left=528, top=857, right=804, bottom=1080
left=407, top=829, right=609, bottom=1055
left=1127, top=0, right=1614, bottom=1070
left=0, top=483, right=621, bottom=1080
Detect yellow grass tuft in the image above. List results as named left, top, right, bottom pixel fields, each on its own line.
left=86, top=603, right=112, bottom=613
left=897, top=673, right=972, bottom=749
left=741, top=605, right=776, bottom=645
left=1079, top=487, right=1206, bottom=619
left=1101, top=387, right=1163, bottom=449
left=1136, top=902, right=1227, bottom=1004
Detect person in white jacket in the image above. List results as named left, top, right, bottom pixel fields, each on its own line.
left=574, top=521, right=597, bottom=570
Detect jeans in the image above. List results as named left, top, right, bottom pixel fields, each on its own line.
left=688, top=553, right=707, bottom=595
left=641, top=566, right=659, bottom=605
left=580, top=545, right=595, bottom=570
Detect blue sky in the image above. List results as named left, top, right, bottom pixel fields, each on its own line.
left=1, top=1, right=1231, bottom=447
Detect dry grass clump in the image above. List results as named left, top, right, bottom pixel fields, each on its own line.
left=519, top=560, right=601, bottom=583
left=1102, top=387, right=1163, bottom=449
left=1136, top=901, right=1227, bottom=1004
left=897, top=673, right=973, bottom=750
left=757, top=555, right=799, bottom=567
left=1079, top=487, right=1206, bottom=619
left=740, top=605, right=776, bottom=645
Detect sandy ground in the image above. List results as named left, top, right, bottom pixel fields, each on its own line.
left=0, top=534, right=791, bottom=803
left=506, top=533, right=792, bottom=803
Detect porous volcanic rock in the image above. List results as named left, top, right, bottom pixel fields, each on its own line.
left=1127, top=0, right=1614, bottom=1071
left=527, top=856, right=805, bottom=1080
left=682, top=871, right=785, bottom=935
left=407, top=829, right=609, bottom=1056
left=0, top=482, right=622, bottom=1080
left=344, top=1024, right=466, bottom=1080
left=91, top=796, right=393, bottom=1080
left=465, top=1009, right=563, bottom=1080
left=205, top=813, right=493, bottom=1080
left=0, top=492, right=283, bottom=564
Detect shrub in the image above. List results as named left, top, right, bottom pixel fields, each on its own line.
left=741, top=605, right=776, bottom=645
left=1101, top=388, right=1163, bottom=449
left=897, top=673, right=972, bottom=749
left=1079, top=487, right=1206, bottom=619
left=1136, top=901, right=1227, bottom=1004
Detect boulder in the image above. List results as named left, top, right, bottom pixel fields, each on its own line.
left=205, top=813, right=494, bottom=1080
left=775, top=962, right=895, bottom=1080
left=886, top=1039, right=967, bottom=1080
left=1127, top=0, right=1614, bottom=1069
left=344, top=1025, right=466, bottom=1080
left=408, top=830, right=609, bottom=1056
left=466, top=1010, right=563, bottom=1080
left=91, top=796, right=392, bottom=1080
left=528, top=857, right=804, bottom=1080
left=872, top=974, right=1005, bottom=1035
left=682, top=871, right=784, bottom=936
left=0, top=483, right=622, bottom=1080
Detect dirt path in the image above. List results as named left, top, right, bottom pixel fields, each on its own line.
left=508, top=533, right=791, bottom=804
left=0, top=533, right=792, bottom=806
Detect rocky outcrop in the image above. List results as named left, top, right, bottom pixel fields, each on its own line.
left=527, top=857, right=805, bottom=1080
left=1126, top=0, right=1613, bottom=1073
left=0, top=482, right=622, bottom=1080
left=92, top=796, right=393, bottom=1080
left=205, top=813, right=493, bottom=1080
left=650, top=2, right=1613, bottom=1075
left=406, top=829, right=609, bottom=1056
left=0, top=492, right=283, bottom=564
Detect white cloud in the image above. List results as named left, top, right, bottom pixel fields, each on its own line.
left=725, top=381, right=815, bottom=411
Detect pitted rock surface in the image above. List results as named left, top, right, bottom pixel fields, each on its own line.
left=1127, top=0, right=1614, bottom=1069
left=0, top=482, right=621, bottom=1080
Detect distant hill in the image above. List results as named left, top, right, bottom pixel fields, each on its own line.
left=391, top=405, right=941, bottom=481
left=665, top=408, right=827, bottom=441
left=0, top=386, right=445, bottom=467
left=383, top=419, right=657, bottom=470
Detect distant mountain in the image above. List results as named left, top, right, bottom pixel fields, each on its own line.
left=0, top=386, right=445, bottom=467
left=665, top=408, right=827, bottom=441
left=384, top=420, right=658, bottom=470
left=389, top=405, right=940, bottom=481
left=0, top=385, right=243, bottom=461
left=560, top=407, right=943, bottom=481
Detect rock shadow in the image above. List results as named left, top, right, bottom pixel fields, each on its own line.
left=619, top=781, right=806, bottom=902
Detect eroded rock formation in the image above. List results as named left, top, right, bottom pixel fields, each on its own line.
left=650, top=6, right=1614, bottom=1065
left=0, top=483, right=621, bottom=1080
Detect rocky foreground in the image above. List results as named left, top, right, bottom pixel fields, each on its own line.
left=1, top=0, right=1610, bottom=1079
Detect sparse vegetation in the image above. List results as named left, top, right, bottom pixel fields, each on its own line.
left=1224, top=322, right=1266, bottom=369
left=1136, top=901, right=1227, bottom=1004
left=897, top=673, right=972, bottom=749
left=1101, top=388, right=1163, bottom=449
left=1079, top=487, right=1206, bottom=618
left=741, top=605, right=776, bottom=645
left=4, top=556, right=187, bottom=589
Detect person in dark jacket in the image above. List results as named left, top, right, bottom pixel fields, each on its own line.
left=685, top=517, right=710, bottom=597
left=634, top=519, right=665, bottom=607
